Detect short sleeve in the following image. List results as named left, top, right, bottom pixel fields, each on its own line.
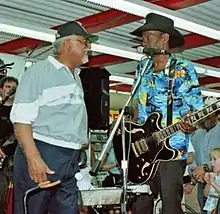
left=10, top=64, right=42, bottom=124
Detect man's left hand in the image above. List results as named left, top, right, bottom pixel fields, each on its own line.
left=179, top=113, right=196, bottom=133
left=179, top=121, right=195, bottom=133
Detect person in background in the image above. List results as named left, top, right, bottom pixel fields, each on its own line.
left=183, top=140, right=197, bottom=195
left=0, top=76, right=18, bottom=214
left=203, top=148, right=220, bottom=214
left=189, top=96, right=220, bottom=213
left=78, top=144, right=94, bottom=214
left=101, top=146, right=121, bottom=179
left=130, top=13, right=203, bottom=214
left=101, top=122, right=122, bottom=214
left=10, top=21, right=98, bottom=214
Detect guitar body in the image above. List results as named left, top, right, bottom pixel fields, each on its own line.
left=113, top=112, right=179, bottom=184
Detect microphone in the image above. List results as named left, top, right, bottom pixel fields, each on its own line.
left=8, top=87, right=16, bottom=96
left=1, top=87, right=16, bottom=105
left=137, top=46, right=170, bottom=55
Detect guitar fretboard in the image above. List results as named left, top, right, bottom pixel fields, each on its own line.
left=157, top=100, right=220, bottom=141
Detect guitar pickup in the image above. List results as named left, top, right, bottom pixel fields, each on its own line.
left=132, top=142, right=140, bottom=157
left=139, top=138, right=149, bottom=152
left=132, top=139, right=148, bottom=157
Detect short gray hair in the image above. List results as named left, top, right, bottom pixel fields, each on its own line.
left=53, top=37, right=65, bottom=56
left=52, top=35, right=74, bottom=56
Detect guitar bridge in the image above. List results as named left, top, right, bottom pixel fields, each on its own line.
left=152, top=132, right=161, bottom=146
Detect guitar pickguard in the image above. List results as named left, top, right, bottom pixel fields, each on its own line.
left=126, top=127, right=145, bottom=134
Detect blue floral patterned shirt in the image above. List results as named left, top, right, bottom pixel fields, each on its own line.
left=133, top=55, right=203, bottom=160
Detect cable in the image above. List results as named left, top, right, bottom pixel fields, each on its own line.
left=182, top=203, right=200, bottom=214
left=31, top=46, right=53, bottom=59
left=23, top=180, right=61, bottom=214
left=154, top=199, right=200, bottom=214
left=92, top=207, right=100, bottom=214
left=25, top=45, right=53, bottom=59
left=154, top=198, right=161, bottom=214
left=23, top=186, right=39, bottom=214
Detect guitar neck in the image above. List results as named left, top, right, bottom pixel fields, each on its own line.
left=158, top=100, right=220, bottom=140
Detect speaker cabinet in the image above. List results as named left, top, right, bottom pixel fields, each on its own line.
left=80, top=68, right=110, bottom=129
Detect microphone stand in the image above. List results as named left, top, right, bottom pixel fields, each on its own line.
left=90, top=55, right=153, bottom=213
left=120, top=106, right=133, bottom=214
left=121, top=109, right=127, bottom=213
left=1, top=89, right=16, bottom=106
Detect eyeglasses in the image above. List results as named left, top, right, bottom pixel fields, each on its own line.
left=71, top=38, right=90, bottom=47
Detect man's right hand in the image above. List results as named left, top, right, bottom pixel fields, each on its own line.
left=183, top=183, right=194, bottom=195
left=27, top=155, right=55, bottom=184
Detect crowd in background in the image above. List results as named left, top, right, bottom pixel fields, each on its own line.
left=0, top=78, right=220, bottom=214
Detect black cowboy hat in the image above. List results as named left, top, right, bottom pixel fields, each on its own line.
left=130, top=13, right=184, bottom=49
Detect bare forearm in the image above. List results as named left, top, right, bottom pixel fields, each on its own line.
left=102, top=163, right=117, bottom=170
left=14, top=123, right=40, bottom=159
left=187, top=153, right=193, bottom=165
left=211, top=181, right=220, bottom=193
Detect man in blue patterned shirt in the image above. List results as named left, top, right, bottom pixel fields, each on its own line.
left=130, top=13, right=203, bottom=214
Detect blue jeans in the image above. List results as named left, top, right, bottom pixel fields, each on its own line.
left=13, top=140, right=80, bottom=214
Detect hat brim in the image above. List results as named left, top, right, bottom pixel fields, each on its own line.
left=130, top=24, right=184, bottom=49
left=86, top=34, right=99, bottom=43
left=75, top=28, right=98, bottom=43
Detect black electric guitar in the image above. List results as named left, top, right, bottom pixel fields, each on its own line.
left=113, top=100, right=220, bottom=184
left=0, top=134, right=17, bottom=169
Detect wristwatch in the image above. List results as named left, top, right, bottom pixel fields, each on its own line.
left=183, top=175, right=197, bottom=186
left=190, top=176, right=197, bottom=186
left=190, top=180, right=196, bottom=186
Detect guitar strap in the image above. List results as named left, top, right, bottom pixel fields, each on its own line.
left=166, top=58, right=177, bottom=127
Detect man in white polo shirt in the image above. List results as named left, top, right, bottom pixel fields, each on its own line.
left=10, top=21, right=98, bottom=214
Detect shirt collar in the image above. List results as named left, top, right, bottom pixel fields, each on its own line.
left=164, top=55, right=175, bottom=76
left=48, top=56, right=65, bottom=70
left=145, top=55, right=175, bottom=76
left=48, top=56, right=81, bottom=76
